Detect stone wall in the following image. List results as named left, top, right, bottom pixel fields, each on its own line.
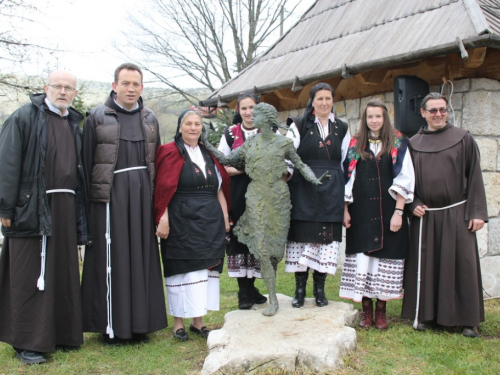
left=277, top=78, right=500, bottom=299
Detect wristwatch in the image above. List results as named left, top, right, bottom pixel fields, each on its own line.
left=395, top=208, right=403, bottom=216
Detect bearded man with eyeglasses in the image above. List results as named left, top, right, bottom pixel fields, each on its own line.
left=401, top=92, right=488, bottom=338
left=0, top=71, right=91, bottom=364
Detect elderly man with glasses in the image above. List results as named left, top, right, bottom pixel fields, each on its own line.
left=0, top=71, right=91, bottom=364
left=401, top=92, right=488, bottom=338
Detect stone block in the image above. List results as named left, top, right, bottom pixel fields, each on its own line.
left=385, top=92, right=394, bottom=103
left=277, top=111, right=289, bottom=125
left=202, top=294, right=358, bottom=375
left=448, top=110, right=462, bottom=128
left=480, top=255, right=500, bottom=299
left=488, top=217, right=500, bottom=256
left=453, top=79, right=470, bottom=93
left=477, top=222, right=488, bottom=258
left=483, top=172, right=500, bottom=218
left=498, top=144, right=500, bottom=172
left=463, top=91, right=500, bottom=136
left=386, top=102, right=395, bottom=125
left=470, top=78, right=500, bottom=92
left=450, top=93, right=463, bottom=111
left=345, top=98, right=360, bottom=120
left=333, top=101, right=346, bottom=117
left=348, top=118, right=360, bottom=135
left=475, top=138, right=498, bottom=171
left=337, top=116, right=348, bottom=126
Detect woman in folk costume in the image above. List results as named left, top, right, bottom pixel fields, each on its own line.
left=340, top=99, right=414, bottom=330
left=217, top=92, right=267, bottom=310
left=154, top=110, right=230, bottom=341
left=285, top=82, right=351, bottom=308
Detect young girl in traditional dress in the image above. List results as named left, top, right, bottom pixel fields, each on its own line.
left=340, top=99, right=414, bottom=330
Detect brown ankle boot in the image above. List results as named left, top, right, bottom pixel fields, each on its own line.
left=374, top=300, right=388, bottom=330
left=359, top=298, right=373, bottom=329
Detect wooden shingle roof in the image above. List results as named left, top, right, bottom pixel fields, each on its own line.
left=201, top=0, right=500, bottom=107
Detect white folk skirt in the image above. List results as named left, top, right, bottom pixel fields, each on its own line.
left=284, top=241, right=339, bottom=275
left=165, top=269, right=220, bottom=318
left=339, top=253, right=405, bottom=302
left=227, top=253, right=262, bottom=278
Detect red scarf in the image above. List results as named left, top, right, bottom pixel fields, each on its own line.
left=153, top=142, right=230, bottom=225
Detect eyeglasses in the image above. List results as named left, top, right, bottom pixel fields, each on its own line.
left=47, top=84, right=76, bottom=92
left=425, top=108, right=448, bottom=115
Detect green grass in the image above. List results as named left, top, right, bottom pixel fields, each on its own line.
left=1, top=262, right=499, bottom=375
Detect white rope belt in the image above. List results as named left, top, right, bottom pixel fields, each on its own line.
left=105, top=166, right=147, bottom=339
left=413, top=199, right=467, bottom=329
left=38, top=189, right=76, bottom=291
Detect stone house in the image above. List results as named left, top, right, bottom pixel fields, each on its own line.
left=200, top=0, right=500, bottom=298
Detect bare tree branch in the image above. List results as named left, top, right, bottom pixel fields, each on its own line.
left=120, top=0, right=302, bottom=101
left=0, top=0, right=53, bottom=93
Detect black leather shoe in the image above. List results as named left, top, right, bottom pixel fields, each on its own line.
left=56, top=345, right=81, bottom=352
left=189, top=324, right=210, bottom=339
left=101, top=334, right=127, bottom=346
left=238, top=288, right=253, bottom=309
left=173, top=328, right=189, bottom=341
left=312, top=272, right=329, bottom=307
left=292, top=272, right=308, bottom=308
left=131, top=333, right=149, bottom=343
left=250, top=286, right=268, bottom=304
left=416, top=321, right=436, bottom=331
left=16, top=350, right=46, bottom=365
left=462, top=326, right=479, bottom=338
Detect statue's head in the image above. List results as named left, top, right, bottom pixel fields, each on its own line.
left=252, top=102, right=279, bottom=131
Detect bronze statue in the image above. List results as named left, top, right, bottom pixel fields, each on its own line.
left=203, top=103, right=329, bottom=316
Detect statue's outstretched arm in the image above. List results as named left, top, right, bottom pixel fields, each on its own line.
left=202, top=126, right=246, bottom=170
left=285, top=143, right=330, bottom=185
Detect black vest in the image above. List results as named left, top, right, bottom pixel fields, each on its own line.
left=288, top=115, right=348, bottom=223
left=346, top=149, right=409, bottom=259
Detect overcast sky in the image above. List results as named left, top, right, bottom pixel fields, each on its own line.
left=4, top=0, right=313, bottom=87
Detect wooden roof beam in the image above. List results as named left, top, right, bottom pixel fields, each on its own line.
left=355, top=68, right=390, bottom=85
left=274, top=88, right=300, bottom=99
left=465, top=47, right=487, bottom=68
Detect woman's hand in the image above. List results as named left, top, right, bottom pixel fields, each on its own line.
left=156, top=208, right=170, bottom=239
left=390, top=212, right=402, bottom=232
left=225, top=166, right=243, bottom=176
left=343, top=204, right=351, bottom=228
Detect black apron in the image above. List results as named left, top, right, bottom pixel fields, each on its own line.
left=161, top=147, right=225, bottom=276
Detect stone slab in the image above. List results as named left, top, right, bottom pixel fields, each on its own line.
left=453, top=79, right=470, bottom=93
left=488, top=217, right=500, bottom=256
left=470, top=78, right=500, bottom=92
left=201, top=294, right=358, bottom=375
left=477, top=222, right=488, bottom=258
left=450, top=93, right=463, bottom=111
left=333, top=101, right=346, bottom=117
left=348, top=118, right=360, bottom=136
left=481, top=256, right=500, bottom=299
left=483, top=172, right=500, bottom=218
left=463, top=91, right=500, bottom=136
left=475, top=138, right=498, bottom=171
left=345, top=98, right=360, bottom=120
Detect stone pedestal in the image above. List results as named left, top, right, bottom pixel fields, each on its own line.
left=202, top=294, right=358, bottom=375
